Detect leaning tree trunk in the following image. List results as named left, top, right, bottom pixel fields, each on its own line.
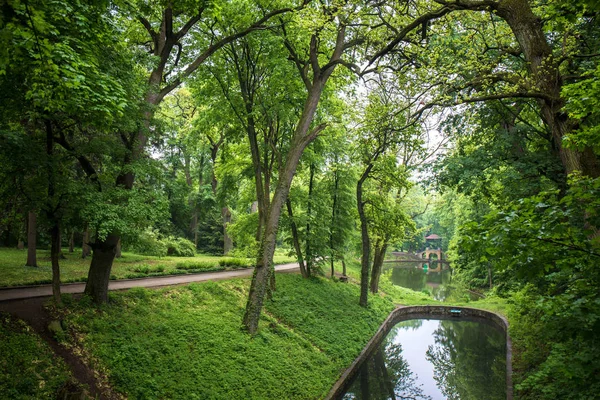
left=242, top=84, right=327, bottom=334
left=286, top=198, right=308, bottom=278
left=305, top=163, right=315, bottom=276
left=26, top=211, right=37, bottom=267
left=357, top=165, right=373, bottom=307
left=370, top=241, right=388, bottom=294
left=495, top=0, right=599, bottom=178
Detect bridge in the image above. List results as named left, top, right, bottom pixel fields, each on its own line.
left=388, top=248, right=444, bottom=262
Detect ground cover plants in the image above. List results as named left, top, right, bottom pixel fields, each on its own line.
left=0, top=248, right=294, bottom=287
left=0, top=312, right=72, bottom=399
left=56, top=274, right=425, bottom=399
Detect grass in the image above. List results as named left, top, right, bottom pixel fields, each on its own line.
left=57, top=273, right=422, bottom=399
left=2, top=254, right=508, bottom=400
left=0, top=312, right=72, bottom=399
left=0, top=248, right=295, bottom=287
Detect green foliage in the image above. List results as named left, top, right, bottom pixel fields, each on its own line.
left=163, top=237, right=196, bottom=257
left=129, top=228, right=168, bottom=257
left=453, top=175, right=600, bottom=398
left=226, top=212, right=259, bottom=257
left=130, top=264, right=166, bottom=275
left=61, top=275, right=397, bottom=399
left=0, top=313, right=71, bottom=399
left=218, top=257, right=253, bottom=268
left=129, top=229, right=196, bottom=258
left=174, top=260, right=223, bottom=272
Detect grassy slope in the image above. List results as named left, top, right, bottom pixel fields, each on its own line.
left=0, top=248, right=295, bottom=287
left=60, top=274, right=417, bottom=399
left=59, top=267, right=508, bottom=400
left=0, top=313, right=71, bottom=399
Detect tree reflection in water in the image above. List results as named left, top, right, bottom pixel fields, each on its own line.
left=343, top=329, right=431, bottom=400
left=340, top=319, right=506, bottom=400
left=426, top=320, right=506, bottom=400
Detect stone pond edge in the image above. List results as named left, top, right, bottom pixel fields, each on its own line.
left=324, top=305, right=513, bottom=400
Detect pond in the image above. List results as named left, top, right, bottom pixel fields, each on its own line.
left=340, top=317, right=507, bottom=400
left=383, top=263, right=479, bottom=302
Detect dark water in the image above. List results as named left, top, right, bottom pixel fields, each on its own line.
left=341, top=318, right=507, bottom=400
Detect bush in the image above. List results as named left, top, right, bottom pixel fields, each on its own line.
left=163, top=237, right=196, bottom=257
left=130, top=228, right=167, bottom=257
left=130, top=229, right=196, bottom=257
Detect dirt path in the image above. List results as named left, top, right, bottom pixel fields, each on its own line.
left=0, top=263, right=300, bottom=301
left=0, top=263, right=299, bottom=399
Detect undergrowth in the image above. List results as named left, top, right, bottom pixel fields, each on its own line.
left=0, top=313, right=72, bottom=399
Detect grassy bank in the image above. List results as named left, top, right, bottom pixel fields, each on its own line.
left=57, top=273, right=439, bottom=399
left=0, top=248, right=295, bottom=287
left=0, top=313, right=72, bottom=399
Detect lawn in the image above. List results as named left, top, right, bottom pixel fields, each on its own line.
left=0, top=248, right=295, bottom=287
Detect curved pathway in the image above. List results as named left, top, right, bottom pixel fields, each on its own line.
left=0, top=263, right=299, bottom=302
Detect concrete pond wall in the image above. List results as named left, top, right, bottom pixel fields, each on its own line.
left=325, top=305, right=513, bottom=400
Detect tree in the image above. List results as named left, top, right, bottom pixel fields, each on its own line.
left=242, top=1, right=368, bottom=333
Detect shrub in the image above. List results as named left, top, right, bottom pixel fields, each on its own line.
left=163, top=237, right=196, bottom=257
left=130, top=228, right=167, bottom=257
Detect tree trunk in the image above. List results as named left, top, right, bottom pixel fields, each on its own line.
left=45, top=120, right=62, bottom=305
left=370, top=241, right=388, bottom=294
left=115, top=238, right=122, bottom=258
left=50, top=222, right=62, bottom=306
left=17, top=239, right=24, bottom=250
left=495, top=0, right=599, bottom=178
left=68, top=230, right=74, bottom=253
left=82, top=225, right=91, bottom=259
left=358, top=165, right=373, bottom=307
left=242, top=82, right=327, bottom=334
left=26, top=211, right=37, bottom=267
left=84, top=234, right=119, bottom=304
left=286, top=198, right=307, bottom=278
left=222, top=207, right=233, bottom=255
left=342, top=258, right=347, bottom=277
left=191, top=210, right=198, bottom=248
left=58, top=230, right=66, bottom=259
left=330, top=168, right=339, bottom=277
left=305, top=163, right=315, bottom=276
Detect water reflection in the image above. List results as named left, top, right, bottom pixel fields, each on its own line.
left=384, top=263, right=452, bottom=301
left=341, top=319, right=506, bottom=400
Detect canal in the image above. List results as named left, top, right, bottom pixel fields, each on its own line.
left=340, top=316, right=507, bottom=400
